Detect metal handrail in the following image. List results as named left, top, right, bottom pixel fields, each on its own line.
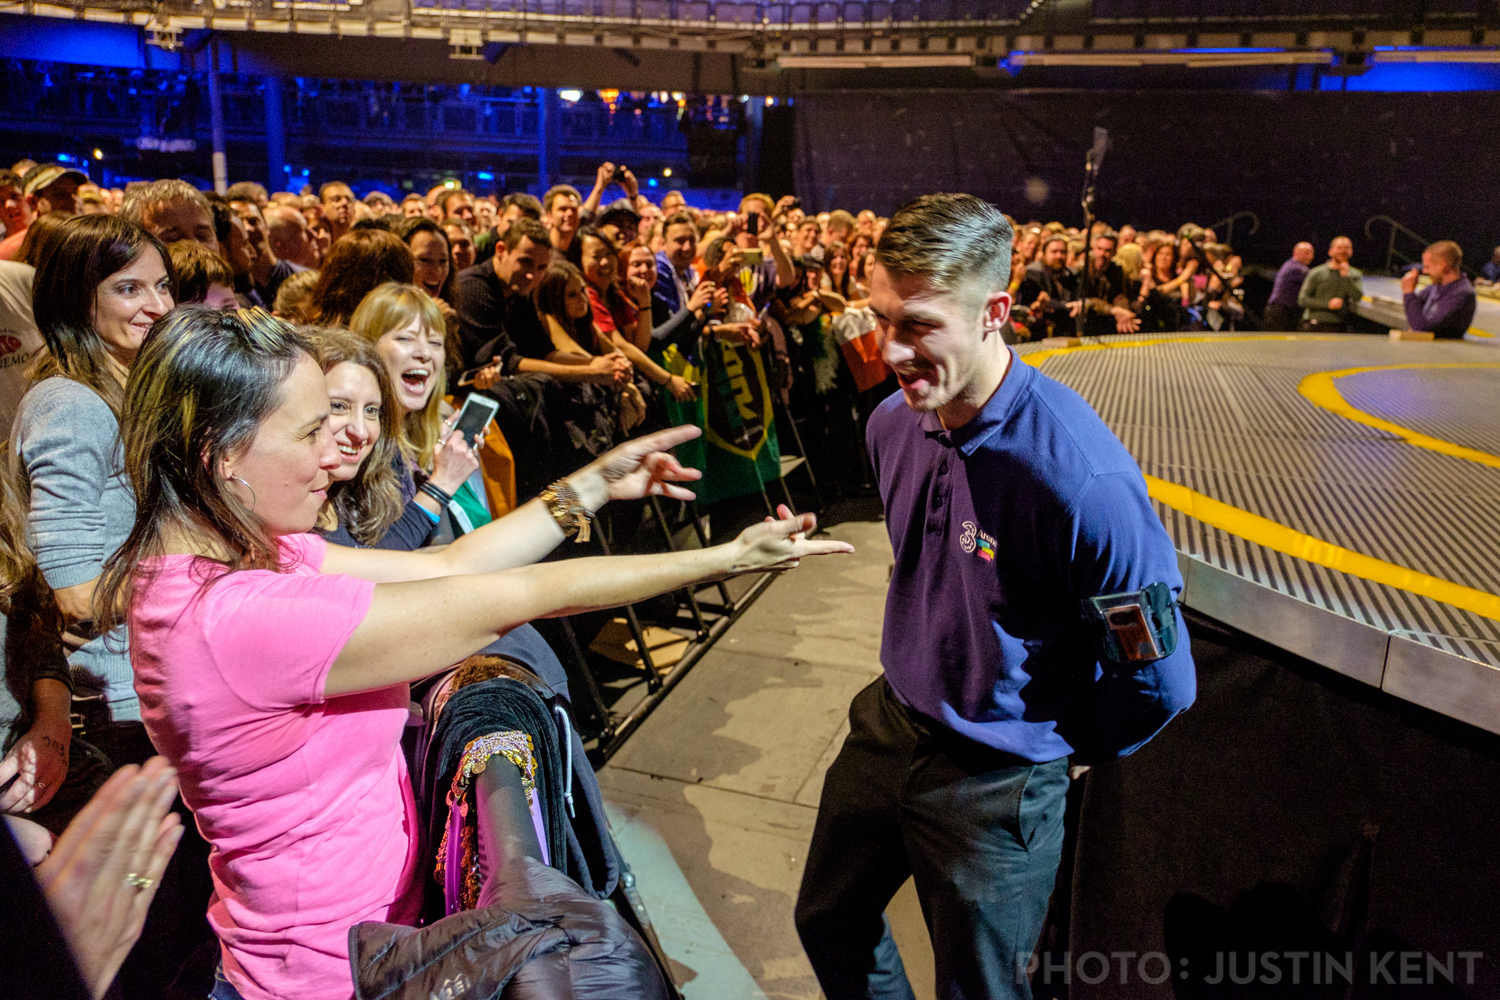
left=1207, top=210, right=1258, bottom=248
left=1363, top=214, right=1476, bottom=277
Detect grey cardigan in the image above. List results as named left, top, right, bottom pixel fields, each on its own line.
left=11, top=376, right=137, bottom=721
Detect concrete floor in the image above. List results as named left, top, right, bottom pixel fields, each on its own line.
left=601, top=518, right=939, bottom=1000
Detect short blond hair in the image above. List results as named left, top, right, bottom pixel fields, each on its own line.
left=1426, top=239, right=1462, bottom=270
left=739, top=192, right=774, bottom=216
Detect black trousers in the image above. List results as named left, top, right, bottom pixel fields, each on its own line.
left=1261, top=303, right=1301, bottom=332
left=795, top=677, right=1070, bottom=1000
left=1300, top=317, right=1348, bottom=333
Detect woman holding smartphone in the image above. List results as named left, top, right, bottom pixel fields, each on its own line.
left=348, top=282, right=486, bottom=533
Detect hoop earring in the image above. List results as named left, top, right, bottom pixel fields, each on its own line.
left=232, top=476, right=257, bottom=512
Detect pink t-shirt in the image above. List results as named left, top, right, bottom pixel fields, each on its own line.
left=131, top=533, right=421, bottom=1000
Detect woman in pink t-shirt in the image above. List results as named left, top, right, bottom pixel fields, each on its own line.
left=94, top=307, right=852, bottom=1000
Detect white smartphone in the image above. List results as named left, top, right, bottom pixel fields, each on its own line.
left=443, top=392, right=500, bottom=446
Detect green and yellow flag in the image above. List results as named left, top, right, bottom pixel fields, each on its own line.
left=656, top=339, right=781, bottom=506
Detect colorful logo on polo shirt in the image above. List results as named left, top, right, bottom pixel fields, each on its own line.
left=959, top=520, right=996, bottom=561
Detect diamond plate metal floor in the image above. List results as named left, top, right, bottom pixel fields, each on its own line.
left=1017, top=332, right=1500, bottom=735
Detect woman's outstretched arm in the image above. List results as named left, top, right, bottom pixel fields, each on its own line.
left=320, top=425, right=704, bottom=582
left=324, top=510, right=852, bottom=697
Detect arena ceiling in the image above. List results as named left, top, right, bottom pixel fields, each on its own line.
left=4, top=0, right=1499, bottom=90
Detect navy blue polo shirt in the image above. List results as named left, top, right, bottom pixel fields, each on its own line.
left=868, top=349, right=1196, bottom=764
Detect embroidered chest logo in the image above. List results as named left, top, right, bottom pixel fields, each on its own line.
left=959, top=520, right=996, bottom=561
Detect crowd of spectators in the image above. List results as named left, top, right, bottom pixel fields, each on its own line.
left=0, top=151, right=1486, bottom=1000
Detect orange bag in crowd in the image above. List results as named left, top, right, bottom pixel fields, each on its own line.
left=478, top=419, right=517, bottom=517
left=833, top=306, right=891, bottom=393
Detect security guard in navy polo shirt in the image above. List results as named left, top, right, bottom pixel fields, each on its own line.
left=794, top=194, right=1196, bottom=1000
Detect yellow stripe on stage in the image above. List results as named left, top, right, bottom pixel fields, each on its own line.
left=1019, top=333, right=1347, bottom=369
left=1023, top=337, right=1500, bottom=620
left=1144, top=475, right=1500, bottom=622
left=1297, top=362, right=1500, bottom=470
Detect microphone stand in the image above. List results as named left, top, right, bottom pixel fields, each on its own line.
left=1075, top=127, right=1108, bottom=339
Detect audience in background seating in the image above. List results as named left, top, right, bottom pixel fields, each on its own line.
left=264, top=203, right=322, bottom=269
left=544, top=184, right=584, bottom=268
left=397, top=217, right=460, bottom=332
left=0, top=169, right=34, bottom=259
left=308, top=228, right=415, bottom=326
left=1477, top=245, right=1500, bottom=286
left=319, top=181, right=356, bottom=244
left=119, top=179, right=217, bottom=252
left=533, top=262, right=645, bottom=443
left=0, top=164, right=86, bottom=261
left=444, top=218, right=477, bottom=274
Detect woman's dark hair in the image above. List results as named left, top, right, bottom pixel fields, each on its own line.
left=301, top=325, right=404, bottom=546
left=30, top=214, right=175, bottom=415
left=1151, top=241, right=1177, bottom=278
left=14, top=211, right=73, bottom=269
left=824, top=240, right=854, bottom=298
left=397, top=216, right=445, bottom=244
left=534, top=262, right=599, bottom=353
left=396, top=217, right=455, bottom=302
left=94, top=307, right=309, bottom=636
left=576, top=226, right=631, bottom=324
left=308, top=228, right=415, bottom=326
left=848, top=231, right=874, bottom=282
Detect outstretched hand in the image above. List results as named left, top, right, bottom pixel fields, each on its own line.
left=574, top=424, right=705, bottom=507
left=35, top=756, right=183, bottom=999
left=729, top=504, right=855, bottom=574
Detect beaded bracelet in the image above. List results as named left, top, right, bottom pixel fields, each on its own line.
left=539, top=478, right=593, bottom=543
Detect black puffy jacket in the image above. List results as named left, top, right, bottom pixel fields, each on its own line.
left=350, top=858, right=671, bottom=1000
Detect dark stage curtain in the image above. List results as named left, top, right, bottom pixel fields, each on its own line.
left=1062, top=611, right=1500, bottom=999
left=791, top=90, right=1500, bottom=273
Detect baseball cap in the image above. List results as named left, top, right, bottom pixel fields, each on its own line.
left=22, top=163, right=88, bottom=197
